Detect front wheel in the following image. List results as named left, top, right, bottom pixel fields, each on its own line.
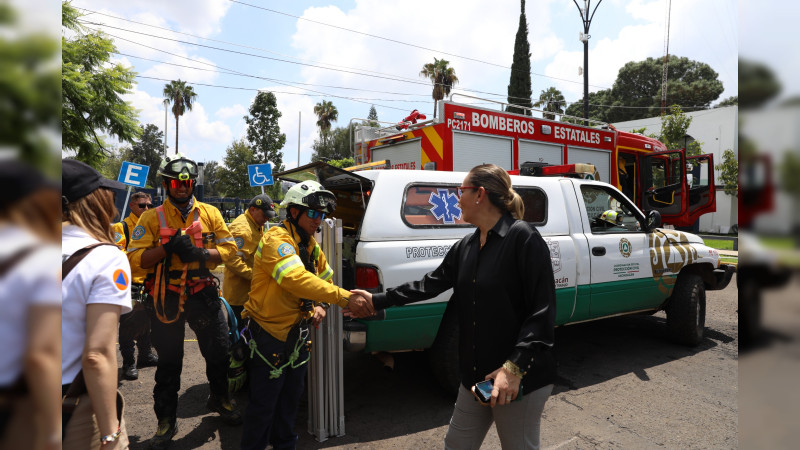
left=666, top=273, right=706, bottom=346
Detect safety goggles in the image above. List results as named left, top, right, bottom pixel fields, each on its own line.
left=168, top=179, right=195, bottom=189
left=456, top=186, right=479, bottom=197
left=302, top=191, right=337, bottom=214
left=163, top=158, right=198, bottom=179
left=305, top=209, right=326, bottom=220
left=137, top=203, right=154, bottom=209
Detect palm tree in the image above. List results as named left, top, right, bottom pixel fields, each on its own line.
left=313, top=100, right=338, bottom=146
left=533, top=87, right=566, bottom=120
left=162, top=80, right=198, bottom=154
left=420, top=58, right=459, bottom=119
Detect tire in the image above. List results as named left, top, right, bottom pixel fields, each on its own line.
left=666, top=273, right=706, bottom=346
left=738, top=277, right=762, bottom=345
left=427, top=305, right=460, bottom=396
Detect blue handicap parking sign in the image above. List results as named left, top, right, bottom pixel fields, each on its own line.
left=248, top=164, right=273, bottom=187
left=118, top=161, right=150, bottom=188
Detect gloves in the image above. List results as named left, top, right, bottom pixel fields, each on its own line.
left=163, top=233, right=193, bottom=255
left=176, top=246, right=209, bottom=263
left=227, top=342, right=248, bottom=392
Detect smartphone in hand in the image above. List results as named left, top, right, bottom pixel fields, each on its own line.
left=472, top=379, right=494, bottom=404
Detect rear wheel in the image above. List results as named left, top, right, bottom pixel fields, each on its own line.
left=738, top=274, right=762, bottom=345
left=427, top=305, right=460, bottom=396
left=666, top=273, right=706, bottom=346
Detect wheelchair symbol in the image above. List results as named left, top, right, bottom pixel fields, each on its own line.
left=252, top=167, right=268, bottom=185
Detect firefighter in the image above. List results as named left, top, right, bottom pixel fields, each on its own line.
left=222, top=194, right=277, bottom=392
left=126, top=153, right=241, bottom=450
left=112, top=192, right=158, bottom=381
left=239, top=180, right=374, bottom=450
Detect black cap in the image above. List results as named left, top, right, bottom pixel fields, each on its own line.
left=0, top=160, right=59, bottom=210
left=62, top=159, right=126, bottom=203
left=249, top=194, right=276, bottom=218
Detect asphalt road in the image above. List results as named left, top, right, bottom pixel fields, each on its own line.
left=118, top=281, right=739, bottom=449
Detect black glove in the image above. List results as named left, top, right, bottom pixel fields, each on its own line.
left=163, top=233, right=193, bottom=255
left=176, top=246, right=209, bottom=263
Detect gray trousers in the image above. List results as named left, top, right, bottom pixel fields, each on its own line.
left=444, top=383, right=553, bottom=450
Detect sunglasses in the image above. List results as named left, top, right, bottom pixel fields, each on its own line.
left=306, top=209, right=326, bottom=220
left=137, top=203, right=154, bottom=209
left=168, top=179, right=195, bottom=189
left=456, top=186, right=479, bottom=197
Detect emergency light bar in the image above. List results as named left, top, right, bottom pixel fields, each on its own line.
left=518, top=161, right=598, bottom=180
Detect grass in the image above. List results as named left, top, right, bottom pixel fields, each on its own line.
left=703, top=239, right=734, bottom=251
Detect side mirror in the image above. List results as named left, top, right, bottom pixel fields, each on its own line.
left=645, top=210, right=662, bottom=231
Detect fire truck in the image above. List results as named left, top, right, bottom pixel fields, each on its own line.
left=352, top=94, right=716, bottom=227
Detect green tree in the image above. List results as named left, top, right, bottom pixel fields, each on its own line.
left=420, top=58, right=459, bottom=119
left=715, top=149, right=738, bottom=197
left=218, top=139, right=259, bottom=199
left=367, top=105, right=379, bottom=127
left=311, top=124, right=354, bottom=162
left=659, top=104, right=703, bottom=156
left=739, top=58, right=781, bottom=109
left=506, top=0, right=532, bottom=116
left=0, top=2, right=60, bottom=170
left=200, top=160, right=221, bottom=197
left=128, top=124, right=165, bottom=187
left=716, top=96, right=738, bottom=108
left=162, top=79, right=197, bottom=154
left=62, top=1, right=140, bottom=167
left=327, top=157, right=355, bottom=168
left=313, top=99, right=338, bottom=148
left=565, top=56, right=724, bottom=122
left=533, top=87, right=565, bottom=120
left=563, top=90, right=615, bottom=123
left=244, top=91, right=286, bottom=171
left=97, top=145, right=128, bottom=182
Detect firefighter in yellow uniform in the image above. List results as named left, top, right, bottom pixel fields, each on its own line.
left=112, top=191, right=158, bottom=381
left=239, top=180, right=374, bottom=450
left=126, top=153, right=241, bottom=450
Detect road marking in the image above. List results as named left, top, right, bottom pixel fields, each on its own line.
left=545, top=436, right=579, bottom=450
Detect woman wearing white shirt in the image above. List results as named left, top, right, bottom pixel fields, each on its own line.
left=61, top=159, right=132, bottom=450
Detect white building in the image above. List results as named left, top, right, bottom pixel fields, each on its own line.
left=613, top=106, right=738, bottom=233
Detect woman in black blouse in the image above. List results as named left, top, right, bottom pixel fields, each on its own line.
left=350, top=163, right=556, bottom=449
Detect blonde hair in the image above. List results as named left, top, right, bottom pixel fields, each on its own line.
left=62, top=188, right=118, bottom=243
left=0, top=188, right=61, bottom=243
left=467, top=164, right=524, bottom=220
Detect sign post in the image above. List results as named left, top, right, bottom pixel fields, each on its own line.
left=117, top=161, right=150, bottom=219
left=248, top=163, right=274, bottom=194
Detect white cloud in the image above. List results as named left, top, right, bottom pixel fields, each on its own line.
left=75, top=0, right=231, bottom=37
left=216, top=104, right=247, bottom=120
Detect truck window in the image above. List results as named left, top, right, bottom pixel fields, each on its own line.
left=580, top=185, right=643, bottom=234
left=402, top=184, right=472, bottom=228
left=515, top=187, right=548, bottom=225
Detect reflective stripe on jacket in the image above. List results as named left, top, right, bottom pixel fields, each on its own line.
left=222, top=210, right=263, bottom=306
left=112, top=212, right=148, bottom=283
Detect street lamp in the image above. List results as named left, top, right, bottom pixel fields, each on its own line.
left=573, top=0, right=603, bottom=125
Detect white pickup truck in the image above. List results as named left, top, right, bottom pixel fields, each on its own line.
left=278, top=163, right=735, bottom=393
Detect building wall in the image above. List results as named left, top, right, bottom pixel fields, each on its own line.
left=613, top=106, right=738, bottom=233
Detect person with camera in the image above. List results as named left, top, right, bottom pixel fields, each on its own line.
left=350, top=164, right=557, bottom=449
left=126, top=153, right=240, bottom=450
left=239, top=181, right=374, bottom=450
left=112, top=192, right=158, bottom=381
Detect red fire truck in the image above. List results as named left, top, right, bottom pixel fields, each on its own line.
left=352, top=95, right=716, bottom=227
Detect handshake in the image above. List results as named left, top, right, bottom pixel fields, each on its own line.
left=163, top=233, right=209, bottom=263
left=344, top=289, right=377, bottom=318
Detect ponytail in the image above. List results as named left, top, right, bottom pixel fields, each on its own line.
left=467, top=164, right=525, bottom=220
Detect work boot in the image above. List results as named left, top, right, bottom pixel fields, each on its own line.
left=121, top=363, right=138, bottom=380
left=137, top=351, right=159, bottom=368
left=149, top=418, right=177, bottom=450
left=206, top=393, right=243, bottom=425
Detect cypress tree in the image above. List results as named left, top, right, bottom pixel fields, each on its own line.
left=507, top=0, right=533, bottom=116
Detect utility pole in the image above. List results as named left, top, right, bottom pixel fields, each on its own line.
left=573, top=0, right=603, bottom=125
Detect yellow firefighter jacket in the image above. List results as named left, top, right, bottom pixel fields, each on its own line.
left=112, top=212, right=148, bottom=284
left=222, top=210, right=263, bottom=306
left=244, top=220, right=350, bottom=342
left=126, top=198, right=237, bottom=285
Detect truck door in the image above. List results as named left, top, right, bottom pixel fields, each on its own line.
left=639, top=150, right=687, bottom=224
left=578, top=184, right=664, bottom=317
left=685, top=154, right=716, bottom=224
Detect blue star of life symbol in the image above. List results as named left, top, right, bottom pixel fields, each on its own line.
left=428, top=189, right=462, bottom=224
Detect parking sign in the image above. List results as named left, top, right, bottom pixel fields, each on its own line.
left=118, top=161, right=150, bottom=188
left=248, top=163, right=273, bottom=187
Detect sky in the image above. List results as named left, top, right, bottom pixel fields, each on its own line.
left=50, top=1, right=741, bottom=169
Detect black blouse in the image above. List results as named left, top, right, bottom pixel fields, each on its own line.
left=372, top=213, right=556, bottom=394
